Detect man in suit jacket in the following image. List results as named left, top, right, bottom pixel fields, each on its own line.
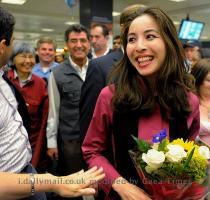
left=0, top=6, right=48, bottom=200
left=80, top=49, right=123, bottom=139
left=79, top=4, right=146, bottom=200
left=89, top=23, right=113, bottom=59
left=79, top=4, right=145, bottom=139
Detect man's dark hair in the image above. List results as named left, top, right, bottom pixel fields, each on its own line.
left=0, top=7, right=15, bottom=46
left=64, top=24, right=90, bottom=42
left=113, top=35, right=121, bottom=40
left=91, top=23, right=109, bottom=37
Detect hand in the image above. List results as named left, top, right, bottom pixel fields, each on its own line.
left=112, top=177, right=152, bottom=200
left=53, top=166, right=105, bottom=197
left=47, top=148, right=58, bottom=160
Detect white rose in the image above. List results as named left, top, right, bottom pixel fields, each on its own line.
left=165, top=144, right=187, bottom=162
left=142, top=149, right=165, bottom=173
left=198, top=146, right=210, bottom=159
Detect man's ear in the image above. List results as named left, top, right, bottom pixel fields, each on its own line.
left=0, top=39, right=6, bottom=55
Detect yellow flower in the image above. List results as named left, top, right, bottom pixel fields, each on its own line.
left=171, top=139, right=195, bottom=152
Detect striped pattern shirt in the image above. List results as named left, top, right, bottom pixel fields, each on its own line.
left=0, top=69, right=31, bottom=172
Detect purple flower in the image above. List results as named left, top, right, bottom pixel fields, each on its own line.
left=152, top=128, right=167, bottom=143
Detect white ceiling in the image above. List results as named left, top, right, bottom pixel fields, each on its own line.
left=1, top=0, right=210, bottom=48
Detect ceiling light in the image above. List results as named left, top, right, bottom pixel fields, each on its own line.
left=201, top=36, right=208, bottom=40
left=170, top=0, right=186, bottom=2
left=41, top=28, right=54, bottom=32
left=65, top=21, right=77, bottom=25
left=1, top=0, right=27, bottom=5
left=56, top=48, right=64, bottom=53
left=173, top=21, right=180, bottom=25
left=112, top=12, right=120, bottom=17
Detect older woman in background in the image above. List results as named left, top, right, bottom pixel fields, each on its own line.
left=191, top=59, right=210, bottom=147
left=7, top=42, right=49, bottom=172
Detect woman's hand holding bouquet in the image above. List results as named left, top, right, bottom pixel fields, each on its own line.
left=129, top=129, right=210, bottom=200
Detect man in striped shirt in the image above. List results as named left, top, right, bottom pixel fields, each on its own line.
left=0, top=6, right=47, bottom=200
left=0, top=6, right=32, bottom=173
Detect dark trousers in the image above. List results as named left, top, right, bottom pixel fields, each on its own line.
left=56, top=139, right=85, bottom=200
left=58, top=139, right=85, bottom=175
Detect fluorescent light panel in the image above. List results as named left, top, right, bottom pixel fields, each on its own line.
left=170, top=0, right=186, bottom=2
left=201, top=36, right=208, bottom=40
left=112, top=12, right=120, bottom=17
left=1, top=0, right=27, bottom=5
left=173, top=21, right=180, bottom=25
left=41, top=28, right=54, bottom=32
left=65, top=21, right=77, bottom=25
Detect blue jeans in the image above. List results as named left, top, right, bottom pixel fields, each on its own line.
left=21, top=163, right=47, bottom=200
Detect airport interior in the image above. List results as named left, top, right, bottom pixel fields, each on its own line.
left=1, top=0, right=210, bottom=53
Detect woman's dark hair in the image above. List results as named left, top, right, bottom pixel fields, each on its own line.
left=90, top=23, right=109, bottom=37
left=191, top=59, right=210, bottom=97
left=109, top=7, right=195, bottom=119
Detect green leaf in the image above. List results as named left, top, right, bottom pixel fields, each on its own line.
left=131, top=135, right=150, bottom=153
left=158, top=138, right=168, bottom=152
left=183, top=147, right=195, bottom=170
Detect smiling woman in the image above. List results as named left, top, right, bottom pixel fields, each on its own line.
left=7, top=42, right=49, bottom=173
left=13, top=52, right=35, bottom=76
left=82, top=7, right=199, bottom=200
left=126, top=14, right=166, bottom=79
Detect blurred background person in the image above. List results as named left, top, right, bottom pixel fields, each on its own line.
left=80, top=4, right=145, bottom=140
left=55, top=51, right=65, bottom=63
left=191, top=58, right=210, bottom=147
left=183, top=40, right=202, bottom=71
left=112, top=35, right=121, bottom=51
left=7, top=42, right=49, bottom=173
left=90, top=23, right=112, bottom=58
left=32, top=37, right=58, bottom=81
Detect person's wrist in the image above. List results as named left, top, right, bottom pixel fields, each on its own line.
left=112, top=177, right=128, bottom=192
left=29, top=173, right=35, bottom=196
left=43, top=173, right=57, bottom=193
left=48, top=174, right=59, bottom=192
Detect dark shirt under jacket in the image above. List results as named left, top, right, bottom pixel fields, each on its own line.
left=79, top=49, right=123, bottom=140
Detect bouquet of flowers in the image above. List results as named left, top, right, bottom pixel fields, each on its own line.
left=129, top=129, right=210, bottom=200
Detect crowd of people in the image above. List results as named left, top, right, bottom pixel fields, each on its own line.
left=0, top=3, right=210, bottom=200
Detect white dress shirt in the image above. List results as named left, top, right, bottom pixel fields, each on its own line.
left=91, top=47, right=110, bottom=59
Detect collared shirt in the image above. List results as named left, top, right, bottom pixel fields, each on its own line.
left=32, top=61, right=58, bottom=80
left=91, top=47, right=111, bottom=59
left=69, top=56, right=88, bottom=81
left=47, top=57, right=88, bottom=148
left=14, top=70, right=32, bottom=87
left=0, top=69, right=31, bottom=172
